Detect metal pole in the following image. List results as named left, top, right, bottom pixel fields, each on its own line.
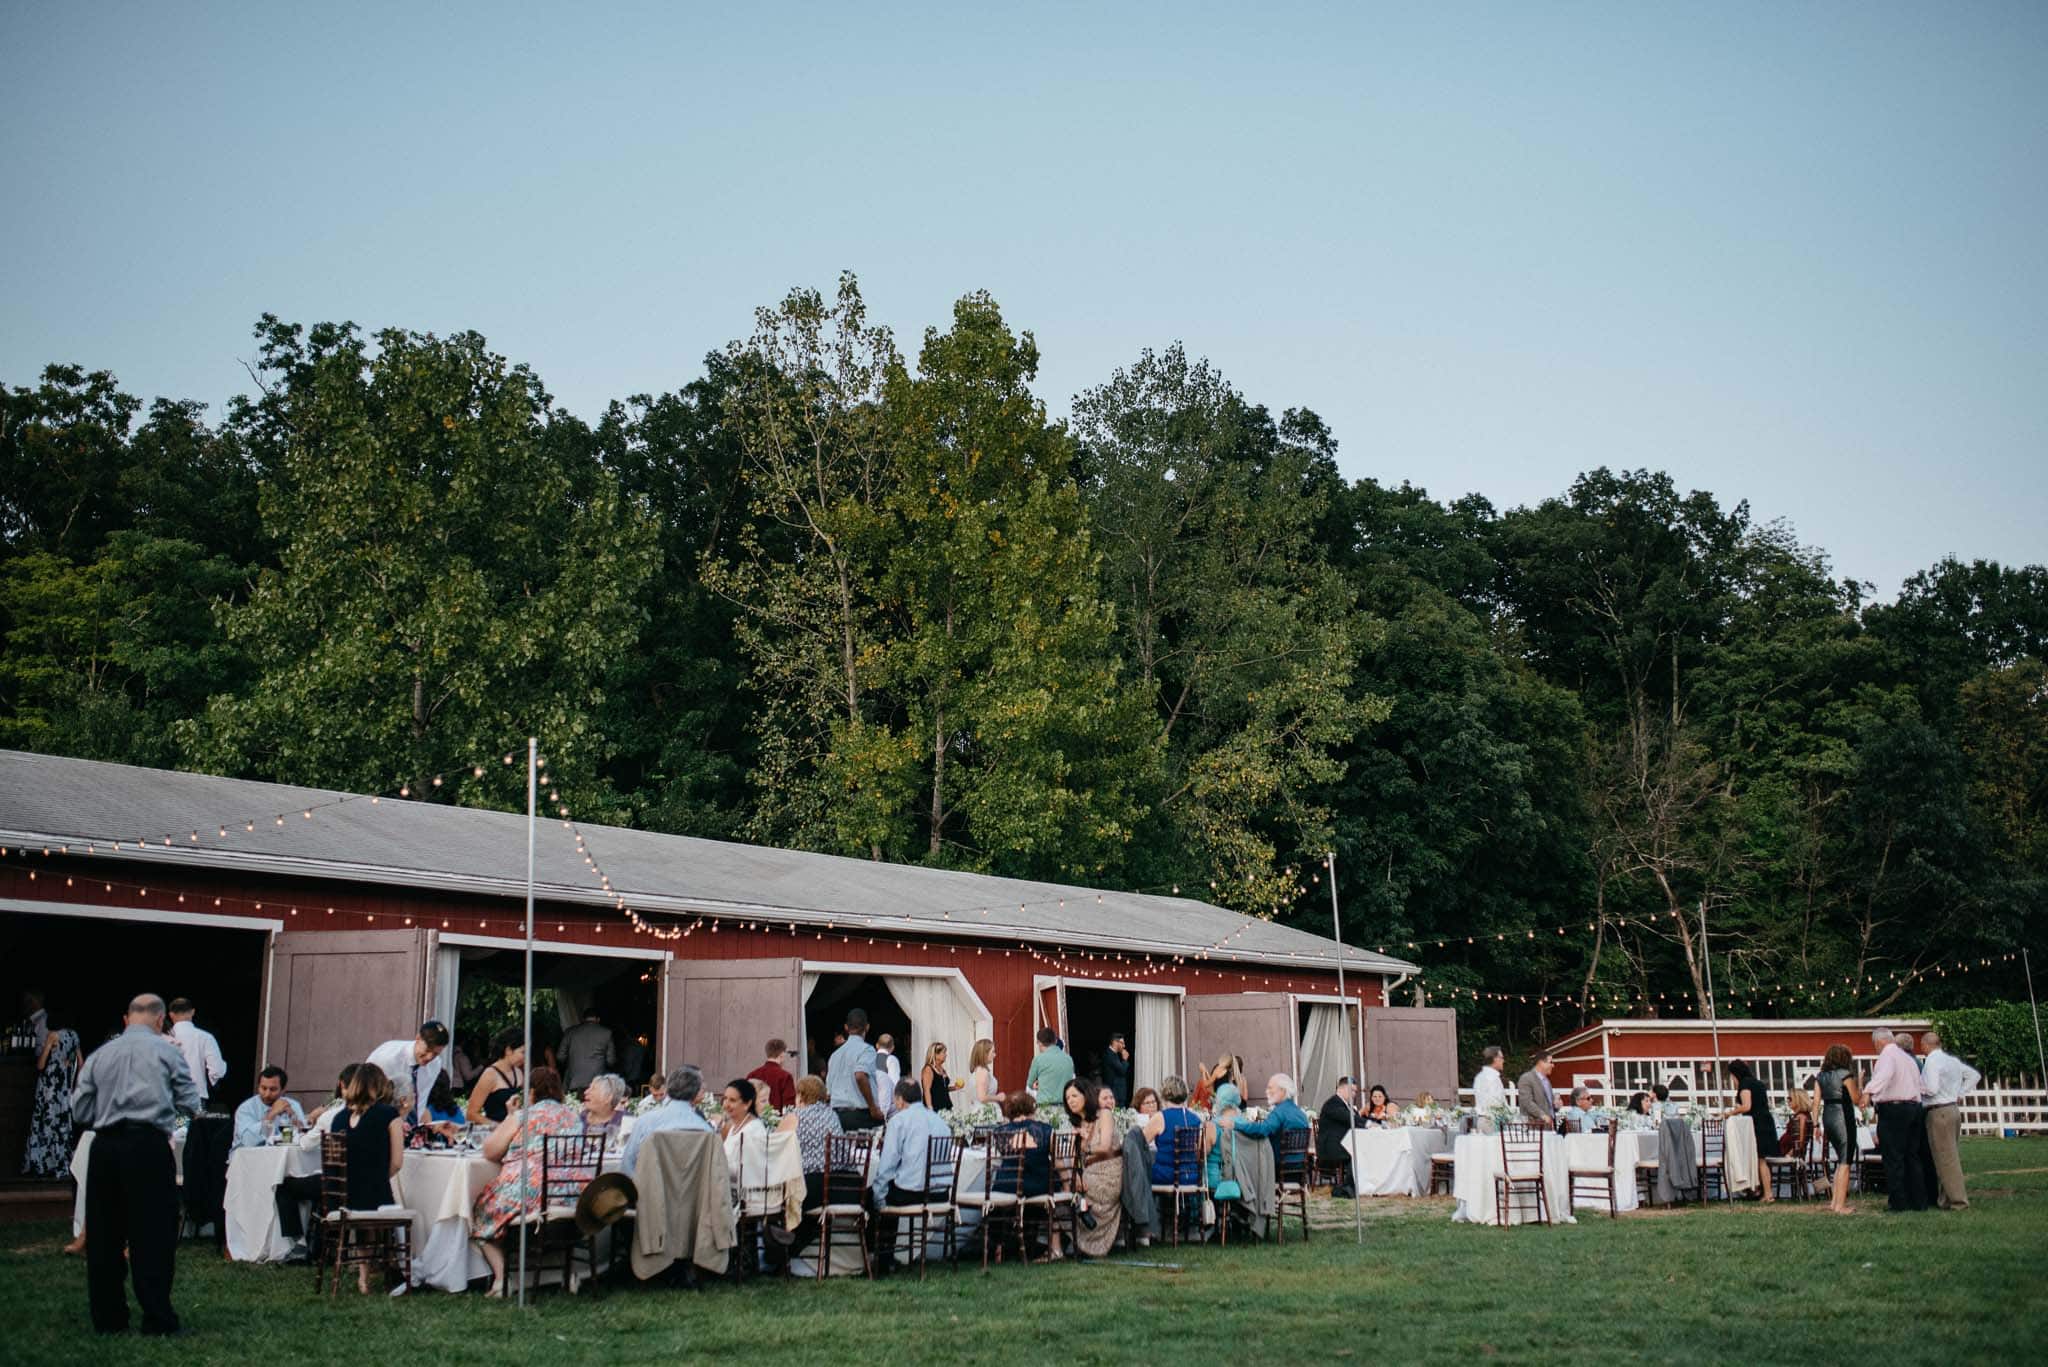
left=2025, top=949, right=2047, bottom=1088
left=1699, top=899, right=1721, bottom=1102
left=1328, top=852, right=1363, bottom=1246
left=517, top=736, right=536, bottom=1308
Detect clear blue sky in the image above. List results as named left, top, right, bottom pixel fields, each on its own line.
left=4, top=3, right=2042, bottom=596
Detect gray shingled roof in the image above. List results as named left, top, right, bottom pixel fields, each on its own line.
left=0, top=750, right=1415, bottom=976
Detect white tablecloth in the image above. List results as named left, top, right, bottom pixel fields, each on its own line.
left=394, top=1150, right=501, bottom=1292
left=224, top=1141, right=322, bottom=1262
left=1343, top=1126, right=1448, bottom=1197
left=71, top=1129, right=189, bottom=1238
left=1563, top=1130, right=1643, bottom=1213
left=1451, top=1131, right=1575, bottom=1225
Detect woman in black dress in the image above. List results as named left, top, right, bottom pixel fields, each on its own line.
left=464, top=1028, right=527, bottom=1126
left=1721, top=1059, right=1778, bottom=1202
left=919, top=1042, right=953, bottom=1111
left=339, top=1062, right=407, bottom=1293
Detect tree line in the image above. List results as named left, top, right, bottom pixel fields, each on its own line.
left=3, top=275, right=2042, bottom=1046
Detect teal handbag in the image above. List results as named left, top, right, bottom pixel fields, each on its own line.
left=1213, top=1128, right=1242, bottom=1200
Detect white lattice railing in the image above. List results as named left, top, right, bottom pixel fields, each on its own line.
left=1452, top=1085, right=2048, bottom=1135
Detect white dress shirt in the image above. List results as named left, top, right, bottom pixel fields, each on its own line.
left=365, top=1038, right=444, bottom=1123
left=1471, top=1065, right=1507, bottom=1115
left=1919, top=1048, right=1982, bottom=1107
left=170, top=1019, right=227, bottom=1101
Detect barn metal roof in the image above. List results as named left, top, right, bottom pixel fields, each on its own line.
left=0, top=750, right=1416, bottom=977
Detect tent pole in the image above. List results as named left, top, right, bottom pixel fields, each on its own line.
left=1328, top=851, right=1362, bottom=1246
left=1699, top=899, right=1721, bottom=1101
left=517, top=736, right=536, bottom=1308
left=2024, top=949, right=2046, bottom=1087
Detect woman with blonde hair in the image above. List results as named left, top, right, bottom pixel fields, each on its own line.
left=919, top=1041, right=955, bottom=1110
left=968, top=1038, right=1001, bottom=1105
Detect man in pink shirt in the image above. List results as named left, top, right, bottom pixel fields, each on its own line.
left=1865, top=1029, right=1929, bottom=1211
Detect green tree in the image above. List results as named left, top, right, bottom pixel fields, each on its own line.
left=184, top=317, right=659, bottom=809
left=1073, top=345, right=1380, bottom=911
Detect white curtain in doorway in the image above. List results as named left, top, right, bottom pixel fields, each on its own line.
left=433, top=947, right=462, bottom=1042
left=1298, top=1003, right=1352, bottom=1103
left=1132, top=993, right=1179, bottom=1095
left=881, top=976, right=977, bottom=1093
left=555, top=986, right=588, bottom=1032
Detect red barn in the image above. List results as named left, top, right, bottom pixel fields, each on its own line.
left=0, top=752, right=1441, bottom=1118
left=1549, top=1016, right=1933, bottom=1101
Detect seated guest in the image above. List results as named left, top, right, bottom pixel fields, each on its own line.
left=1362, top=1084, right=1394, bottom=1126
left=620, top=1064, right=712, bottom=1179
left=1558, top=1086, right=1599, bottom=1133
left=1318, top=1078, right=1360, bottom=1198
left=581, top=1073, right=628, bottom=1140
left=994, top=1088, right=1063, bottom=1260
left=644, top=1071, right=668, bottom=1103
left=746, top=1038, right=798, bottom=1110
left=276, top=1064, right=358, bottom=1257
left=1204, top=1083, right=1246, bottom=1226
left=1780, top=1087, right=1816, bottom=1157
left=1628, top=1091, right=1653, bottom=1118
left=421, top=1074, right=464, bottom=1127
left=465, top=1028, right=527, bottom=1126
left=339, top=1062, right=406, bottom=1293
left=365, top=1019, right=450, bottom=1126
left=1075, top=1081, right=1125, bottom=1258
left=1133, top=1087, right=1161, bottom=1119
left=1233, top=1073, right=1311, bottom=1139
left=1652, top=1083, right=1687, bottom=1122
left=233, top=1066, right=306, bottom=1149
left=472, top=1067, right=584, bottom=1298
left=719, top=1078, right=771, bottom=1205
left=1145, top=1075, right=1205, bottom=1185
left=869, top=1078, right=951, bottom=1274
left=774, top=1074, right=843, bottom=1265
left=1060, top=1078, right=1091, bottom=1129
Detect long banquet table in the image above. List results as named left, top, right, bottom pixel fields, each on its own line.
left=1342, top=1125, right=1449, bottom=1197
left=1451, top=1129, right=1574, bottom=1225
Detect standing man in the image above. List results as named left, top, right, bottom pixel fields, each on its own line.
left=1515, top=1049, right=1557, bottom=1127
left=747, top=1038, right=797, bottom=1110
left=71, top=993, right=199, bottom=1336
left=827, top=1009, right=882, bottom=1132
left=366, top=1020, right=450, bottom=1125
left=558, top=1007, right=617, bottom=1092
left=1318, top=1077, right=1360, bottom=1198
left=1918, top=1030, right=1981, bottom=1211
left=1101, top=1033, right=1132, bottom=1108
left=1471, top=1046, right=1508, bottom=1131
left=166, top=998, right=227, bottom=1111
left=1866, top=1028, right=1929, bottom=1211
left=1025, top=1027, right=1074, bottom=1102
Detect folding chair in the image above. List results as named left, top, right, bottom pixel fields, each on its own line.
left=1493, top=1124, right=1550, bottom=1227
left=957, top=1129, right=1026, bottom=1271
left=1698, top=1120, right=1727, bottom=1204
left=1762, top=1118, right=1809, bottom=1201
left=729, top=1129, right=783, bottom=1280
left=1428, top=1115, right=1467, bottom=1196
left=817, top=1132, right=876, bottom=1280
left=314, top=1131, right=414, bottom=1297
left=877, top=1135, right=958, bottom=1280
left=1568, top=1123, right=1620, bottom=1218
left=1273, top=1128, right=1311, bottom=1242
left=1149, top=1125, right=1203, bottom=1247
left=526, top=1132, right=605, bottom=1295
left=1019, top=1131, right=1079, bottom=1261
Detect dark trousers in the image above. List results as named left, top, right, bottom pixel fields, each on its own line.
left=870, top=1182, right=931, bottom=1268
left=85, top=1123, right=180, bottom=1334
left=1875, top=1101, right=1929, bottom=1211
left=780, top=1172, right=828, bottom=1263
left=275, top=1173, right=323, bottom=1240
left=834, top=1107, right=875, bottom=1133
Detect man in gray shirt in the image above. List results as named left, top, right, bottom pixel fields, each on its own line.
left=71, top=993, right=199, bottom=1336
left=558, top=1008, right=617, bottom=1092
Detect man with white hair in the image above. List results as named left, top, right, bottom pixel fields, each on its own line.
left=620, top=1064, right=713, bottom=1179
left=1866, top=1028, right=1929, bottom=1211
left=1231, top=1073, right=1312, bottom=1139
left=1918, top=1030, right=1981, bottom=1210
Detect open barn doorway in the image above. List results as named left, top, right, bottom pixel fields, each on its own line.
left=802, top=973, right=911, bottom=1079
left=1063, top=986, right=1136, bottom=1096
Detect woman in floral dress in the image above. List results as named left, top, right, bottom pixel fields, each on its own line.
left=471, top=1067, right=585, bottom=1297
left=22, top=1008, right=80, bottom=1179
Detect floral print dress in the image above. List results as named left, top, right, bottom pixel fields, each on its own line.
left=22, top=1029, right=79, bottom=1179
left=472, top=1100, right=584, bottom=1238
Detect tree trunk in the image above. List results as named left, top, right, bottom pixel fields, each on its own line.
left=929, top=703, right=946, bottom=858
left=412, top=675, right=426, bottom=741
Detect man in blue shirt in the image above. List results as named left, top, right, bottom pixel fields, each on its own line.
left=827, top=1009, right=882, bottom=1132
left=620, top=1064, right=714, bottom=1179
left=1231, top=1073, right=1312, bottom=1186
left=1558, top=1086, right=1600, bottom=1133
left=232, top=1066, right=308, bottom=1149
left=867, top=1079, right=952, bottom=1275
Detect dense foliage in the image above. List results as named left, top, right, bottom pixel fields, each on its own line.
left=3, top=277, right=2041, bottom=1049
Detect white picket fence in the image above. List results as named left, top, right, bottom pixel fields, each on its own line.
left=1454, top=1085, right=2048, bottom=1135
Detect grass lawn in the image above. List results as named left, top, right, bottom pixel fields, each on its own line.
left=5, top=1137, right=2045, bottom=1366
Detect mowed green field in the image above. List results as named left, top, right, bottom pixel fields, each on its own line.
left=5, top=1138, right=2044, bottom=1366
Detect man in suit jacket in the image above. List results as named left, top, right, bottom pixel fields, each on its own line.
left=1515, top=1049, right=1557, bottom=1126
left=1317, top=1077, right=1360, bottom=1198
